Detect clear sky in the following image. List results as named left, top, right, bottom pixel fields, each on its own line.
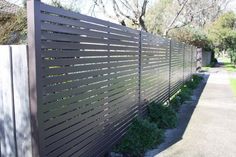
left=226, top=0, right=236, bottom=12
left=6, top=0, right=119, bottom=23
left=5, top=0, right=236, bottom=21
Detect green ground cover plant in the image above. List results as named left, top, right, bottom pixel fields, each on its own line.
left=185, top=75, right=203, bottom=89
left=114, top=118, right=164, bottom=157
left=169, top=96, right=182, bottom=112
left=148, top=102, right=177, bottom=129
left=177, top=85, right=192, bottom=103
left=114, top=74, right=203, bottom=156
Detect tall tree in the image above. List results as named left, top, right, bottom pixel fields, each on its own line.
left=207, top=12, right=236, bottom=63
left=92, top=0, right=149, bottom=31
left=146, top=0, right=231, bottom=36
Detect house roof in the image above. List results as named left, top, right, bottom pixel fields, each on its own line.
left=0, top=0, right=20, bottom=14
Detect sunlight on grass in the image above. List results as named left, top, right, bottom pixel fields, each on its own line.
left=225, top=63, right=236, bottom=72
left=201, top=66, right=210, bottom=71
left=218, top=57, right=236, bottom=72
left=230, top=79, right=236, bottom=96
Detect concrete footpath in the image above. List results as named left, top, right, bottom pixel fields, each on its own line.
left=147, top=65, right=236, bottom=157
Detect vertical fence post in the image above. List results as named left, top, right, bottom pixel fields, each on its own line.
left=138, top=31, right=142, bottom=116
left=168, top=39, right=172, bottom=101
left=190, top=46, right=193, bottom=76
left=183, top=43, right=185, bottom=84
left=27, top=0, right=41, bottom=157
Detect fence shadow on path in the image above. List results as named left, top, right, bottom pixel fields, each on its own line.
left=146, top=73, right=209, bottom=157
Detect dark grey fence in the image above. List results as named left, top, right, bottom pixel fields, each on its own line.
left=26, top=1, right=197, bottom=157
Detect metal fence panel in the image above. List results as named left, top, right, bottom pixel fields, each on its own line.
left=26, top=1, right=197, bottom=156
left=141, top=32, right=170, bottom=110
left=184, top=45, right=192, bottom=81
left=33, top=2, right=140, bottom=157
left=170, top=40, right=184, bottom=96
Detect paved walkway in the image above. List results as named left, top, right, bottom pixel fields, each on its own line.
left=148, top=65, right=236, bottom=157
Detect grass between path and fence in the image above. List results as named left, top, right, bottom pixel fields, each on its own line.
left=201, top=58, right=218, bottom=72
left=111, top=75, right=203, bottom=157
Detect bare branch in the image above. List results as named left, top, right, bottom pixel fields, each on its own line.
left=167, top=4, right=218, bottom=33
left=141, top=0, right=148, bottom=17
left=164, top=0, right=189, bottom=36
left=112, top=0, right=127, bottom=25
left=91, top=0, right=149, bottom=31
left=139, top=0, right=148, bottom=31
left=88, top=0, right=97, bottom=16
left=112, top=0, right=138, bottom=24
left=92, top=0, right=121, bottom=22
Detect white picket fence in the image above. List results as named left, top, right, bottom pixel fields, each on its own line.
left=0, top=45, right=32, bottom=157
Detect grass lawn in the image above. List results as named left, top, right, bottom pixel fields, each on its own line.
left=230, top=79, right=236, bottom=96
left=218, top=57, right=236, bottom=72
left=201, top=66, right=210, bottom=71
left=224, top=63, right=236, bottom=72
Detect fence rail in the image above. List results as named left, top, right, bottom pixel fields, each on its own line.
left=27, top=1, right=197, bottom=156
left=1, top=1, right=197, bottom=157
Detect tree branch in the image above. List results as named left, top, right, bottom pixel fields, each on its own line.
left=92, top=0, right=148, bottom=31
left=164, top=0, right=189, bottom=36
left=139, top=0, right=148, bottom=31
left=112, top=0, right=138, bottom=24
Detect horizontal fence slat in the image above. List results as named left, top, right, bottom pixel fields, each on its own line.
left=25, top=2, right=197, bottom=157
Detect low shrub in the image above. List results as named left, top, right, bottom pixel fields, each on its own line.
left=192, top=75, right=203, bottom=83
left=148, top=102, right=178, bottom=129
left=113, top=74, right=203, bottom=156
left=170, top=96, right=182, bottom=111
left=115, top=118, right=164, bottom=157
left=185, top=80, right=197, bottom=89
left=177, top=86, right=192, bottom=102
left=186, top=75, right=203, bottom=89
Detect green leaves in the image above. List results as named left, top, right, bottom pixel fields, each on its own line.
left=207, top=12, right=236, bottom=54
left=115, top=119, right=164, bottom=157
left=170, top=96, right=182, bottom=111
left=148, top=103, right=178, bottom=129
left=114, top=74, right=203, bottom=156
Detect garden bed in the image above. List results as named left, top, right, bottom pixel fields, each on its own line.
left=110, top=75, right=204, bottom=157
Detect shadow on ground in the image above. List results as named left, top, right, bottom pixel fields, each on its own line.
left=145, top=73, right=209, bottom=157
